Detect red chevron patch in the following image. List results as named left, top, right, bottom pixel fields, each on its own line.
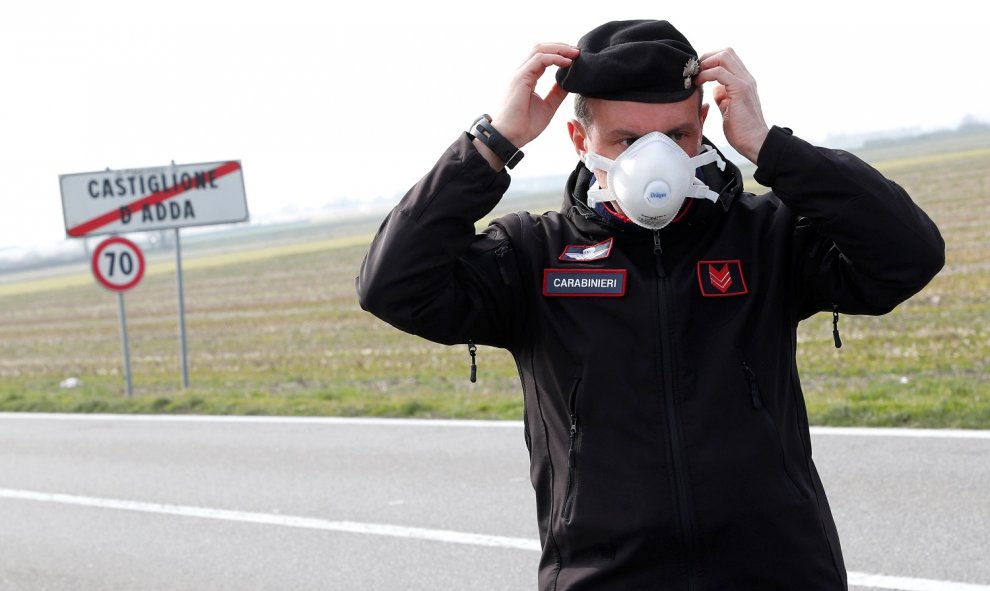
left=709, top=264, right=732, bottom=292
left=697, top=260, right=748, bottom=297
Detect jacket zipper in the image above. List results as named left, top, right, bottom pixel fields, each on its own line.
left=653, top=231, right=698, bottom=589
left=740, top=361, right=762, bottom=409
left=740, top=360, right=803, bottom=499
left=494, top=242, right=512, bottom=285
left=562, top=374, right=581, bottom=521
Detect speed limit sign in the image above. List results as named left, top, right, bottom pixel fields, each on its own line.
left=92, top=237, right=146, bottom=292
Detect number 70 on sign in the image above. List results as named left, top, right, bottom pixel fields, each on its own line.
left=92, top=237, right=146, bottom=292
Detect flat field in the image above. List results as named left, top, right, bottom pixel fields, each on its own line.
left=1, top=145, right=987, bottom=426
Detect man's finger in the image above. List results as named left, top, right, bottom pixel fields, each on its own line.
left=542, top=83, right=569, bottom=113
left=699, top=48, right=755, bottom=83
left=712, top=84, right=729, bottom=108
left=698, top=47, right=732, bottom=64
left=514, top=44, right=579, bottom=80
left=527, top=42, right=581, bottom=59
left=520, top=43, right=580, bottom=72
left=693, top=65, right=743, bottom=88
left=699, top=47, right=741, bottom=63
left=515, top=53, right=576, bottom=87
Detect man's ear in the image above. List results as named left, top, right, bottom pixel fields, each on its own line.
left=568, top=119, right=590, bottom=160
left=697, top=102, right=711, bottom=153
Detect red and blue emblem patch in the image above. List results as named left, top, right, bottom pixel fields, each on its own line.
left=559, top=238, right=613, bottom=262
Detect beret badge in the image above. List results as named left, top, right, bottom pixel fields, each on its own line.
left=682, top=57, right=700, bottom=89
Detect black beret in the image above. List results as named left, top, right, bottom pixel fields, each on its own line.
left=556, top=20, right=700, bottom=103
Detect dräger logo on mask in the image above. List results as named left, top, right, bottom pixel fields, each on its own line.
left=647, top=181, right=670, bottom=203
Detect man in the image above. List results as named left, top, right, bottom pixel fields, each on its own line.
left=356, top=20, right=944, bottom=590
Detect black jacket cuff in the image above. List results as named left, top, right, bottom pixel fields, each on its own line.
left=753, top=125, right=794, bottom=187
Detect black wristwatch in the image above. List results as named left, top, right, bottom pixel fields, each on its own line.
left=469, top=114, right=524, bottom=169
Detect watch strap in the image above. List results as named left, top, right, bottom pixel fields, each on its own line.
left=470, top=114, right=524, bottom=169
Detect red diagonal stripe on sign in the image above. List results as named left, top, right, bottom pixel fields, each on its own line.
left=67, top=161, right=242, bottom=237
left=709, top=264, right=732, bottom=293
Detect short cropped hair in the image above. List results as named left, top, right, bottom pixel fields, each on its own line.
left=574, top=86, right=704, bottom=129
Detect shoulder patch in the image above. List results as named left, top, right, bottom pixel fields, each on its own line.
left=543, top=269, right=626, bottom=297
left=697, top=260, right=748, bottom=297
left=558, top=238, right=613, bottom=262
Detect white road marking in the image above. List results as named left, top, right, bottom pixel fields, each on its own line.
left=1, top=487, right=986, bottom=591
left=0, top=488, right=539, bottom=552
left=0, top=412, right=520, bottom=428
left=809, top=426, right=990, bottom=440
left=847, top=572, right=990, bottom=591
left=2, top=413, right=989, bottom=439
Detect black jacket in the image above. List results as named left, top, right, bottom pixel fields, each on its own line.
left=356, top=126, right=944, bottom=590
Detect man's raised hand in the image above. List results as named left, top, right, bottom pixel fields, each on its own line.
left=694, top=48, right=769, bottom=164
left=489, top=43, right=580, bottom=150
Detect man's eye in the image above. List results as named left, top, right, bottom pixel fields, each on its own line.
left=668, top=132, right=686, bottom=141
left=620, top=137, right=640, bottom=147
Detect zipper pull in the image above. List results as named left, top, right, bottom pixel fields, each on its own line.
left=740, top=361, right=762, bottom=409
left=832, top=304, right=843, bottom=349
left=468, top=341, right=477, bottom=383
left=568, top=414, right=578, bottom=467
left=653, top=231, right=666, bottom=277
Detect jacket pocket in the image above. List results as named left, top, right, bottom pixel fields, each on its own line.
left=562, top=370, right=582, bottom=522
left=740, top=361, right=804, bottom=500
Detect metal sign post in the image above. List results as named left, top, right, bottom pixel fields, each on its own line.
left=117, top=292, right=133, bottom=396
left=92, top=237, right=146, bottom=396
left=174, top=227, right=189, bottom=389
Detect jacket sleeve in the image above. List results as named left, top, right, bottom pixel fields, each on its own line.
left=753, top=126, right=945, bottom=318
left=355, top=133, right=525, bottom=348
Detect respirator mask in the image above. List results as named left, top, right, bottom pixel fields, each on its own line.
left=584, top=132, right=726, bottom=230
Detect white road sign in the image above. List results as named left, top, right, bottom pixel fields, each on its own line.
left=92, top=237, right=146, bottom=292
left=60, top=160, right=248, bottom=237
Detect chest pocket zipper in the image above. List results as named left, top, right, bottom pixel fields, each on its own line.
left=562, top=372, right=582, bottom=522
left=494, top=242, right=513, bottom=285
left=740, top=361, right=804, bottom=500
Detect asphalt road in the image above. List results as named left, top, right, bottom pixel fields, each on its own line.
left=0, top=414, right=987, bottom=590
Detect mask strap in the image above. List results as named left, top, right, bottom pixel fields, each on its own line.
left=583, top=151, right=616, bottom=208
left=685, top=146, right=725, bottom=201
left=686, top=178, right=720, bottom=202
left=587, top=186, right=613, bottom=208
left=584, top=151, right=614, bottom=174
left=688, top=145, right=725, bottom=171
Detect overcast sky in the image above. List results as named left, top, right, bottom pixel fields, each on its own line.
left=2, top=0, right=986, bottom=250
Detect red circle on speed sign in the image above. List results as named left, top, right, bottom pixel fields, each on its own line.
left=92, top=237, right=146, bottom=292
